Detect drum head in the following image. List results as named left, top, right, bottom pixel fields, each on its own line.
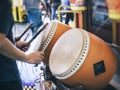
left=49, top=28, right=90, bottom=79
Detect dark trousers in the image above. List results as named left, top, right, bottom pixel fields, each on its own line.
left=0, top=80, right=23, bottom=90
left=27, top=8, right=43, bottom=35
left=65, top=13, right=74, bottom=25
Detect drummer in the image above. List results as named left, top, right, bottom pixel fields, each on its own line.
left=0, top=0, right=44, bottom=90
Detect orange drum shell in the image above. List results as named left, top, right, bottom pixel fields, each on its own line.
left=61, top=32, right=117, bottom=90
left=41, top=23, right=72, bottom=65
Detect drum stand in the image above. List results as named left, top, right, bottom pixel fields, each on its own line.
left=40, top=65, right=87, bottom=90
left=40, top=64, right=117, bottom=90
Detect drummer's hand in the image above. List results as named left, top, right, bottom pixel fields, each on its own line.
left=16, top=41, right=30, bottom=52
left=26, top=51, right=44, bottom=64
left=15, top=36, right=21, bottom=42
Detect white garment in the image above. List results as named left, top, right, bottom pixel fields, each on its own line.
left=17, top=28, right=45, bottom=85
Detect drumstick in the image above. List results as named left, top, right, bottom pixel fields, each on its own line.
left=28, top=23, right=48, bottom=67
left=15, top=23, right=33, bottom=42
left=20, top=23, right=48, bottom=50
left=28, top=23, right=48, bottom=44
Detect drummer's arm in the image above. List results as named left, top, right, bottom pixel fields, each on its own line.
left=0, top=33, right=28, bottom=61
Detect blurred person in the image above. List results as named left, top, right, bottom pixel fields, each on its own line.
left=23, top=0, right=44, bottom=35
left=38, top=0, right=51, bottom=20
left=49, top=0, right=61, bottom=20
left=44, top=0, right=52, bottom=20
left=0, top=0, right=44, bottom=90
left=61, top=0, right=74, bottom=25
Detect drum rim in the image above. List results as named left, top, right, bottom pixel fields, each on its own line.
left=54, top=29, right=90, bottom=79
left=40, top=21, right=58, bottom=51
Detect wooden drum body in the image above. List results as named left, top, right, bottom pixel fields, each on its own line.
left=49, top=29, right=117, bottom=90
left=34, top=20, right=72, bottom=65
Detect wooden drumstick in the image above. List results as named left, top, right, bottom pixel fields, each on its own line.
left=28, top=23, right=48, bottom=44
left=29, top=23, right=48, bottom=67
left=15, top=23, right=34, bottom=42
left=20, top=23, right=48, bottom=50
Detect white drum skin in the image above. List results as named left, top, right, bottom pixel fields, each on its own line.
left=49, top=29, right=117, bottom=90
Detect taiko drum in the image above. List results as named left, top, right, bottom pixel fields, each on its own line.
left=34, top=20, right=72, bottom=65
left=49, top=29, right=117, bottom=90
